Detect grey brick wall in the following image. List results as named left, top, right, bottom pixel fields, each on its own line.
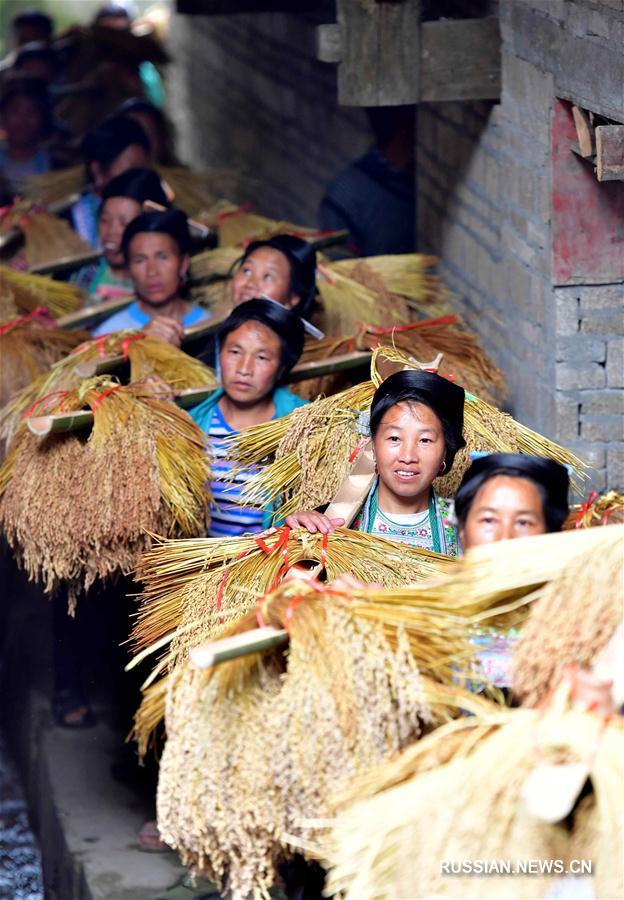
left=417, top=0, right=624, bottom=491
left=166, top=1, right=623, bottom=491
left=165, top=11, right=372, bottom=224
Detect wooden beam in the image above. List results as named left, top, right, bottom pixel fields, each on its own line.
left=318, top=9, right=501, bottom=106
left=336, top=0, right=421, bottom=106
left=595, top=125, right=624, bottom=182
left=419, top=17, right=500, bottom=103
left=177, top=0, right=320, bottom=12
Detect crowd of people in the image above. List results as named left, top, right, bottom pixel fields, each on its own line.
left=1, top=6, right=622, bottom=900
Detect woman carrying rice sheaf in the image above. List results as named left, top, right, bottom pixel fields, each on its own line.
left=189, top=299, right=308, bottom=538
left=230, top=235, right=317, bottom=317
left=72, top=166, right=169, bottom=303
left=454, top=452, right=570, bottom=690
left=286, top=369, right=466, bottom=557
left=91, top=208, right=210, bottom=343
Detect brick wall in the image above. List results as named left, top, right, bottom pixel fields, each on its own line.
left=165, top=10, right=372, bottom=224
left=417, top=0, right=624, bottom=491
left=166, top=2, right=623, bottom=490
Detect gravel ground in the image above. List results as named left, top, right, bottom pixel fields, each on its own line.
left=0, top=729, right=43, bottom=900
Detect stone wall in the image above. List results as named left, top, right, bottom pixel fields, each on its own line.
left=165, top=9, right=372, bottom=224
left=417, top=0, right=624, bottom=490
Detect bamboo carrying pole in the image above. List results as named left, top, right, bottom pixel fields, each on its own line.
left=25, top=385, right=216, bottom=436
left=56, top=295, right=135, bottom=330
left=189, top=440, right=379, bottom=670
left=29, top=249, right=103, bottom=277
left=73, top=316, right=228, bottom=376
left=26, top=352, right=375, bottom=436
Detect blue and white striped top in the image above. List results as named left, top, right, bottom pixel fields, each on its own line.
left=207, top=404, right=265, bottom=538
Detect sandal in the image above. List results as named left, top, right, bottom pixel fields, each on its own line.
left=52, top=690, right=95, bottom=729
left=138, top=819, right=169, bottom=852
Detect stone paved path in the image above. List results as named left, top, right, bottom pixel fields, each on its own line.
left=0, top=728, right=43, bottom=900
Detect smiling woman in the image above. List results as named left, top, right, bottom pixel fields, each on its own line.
left=285, top=370, right=466, bottom=556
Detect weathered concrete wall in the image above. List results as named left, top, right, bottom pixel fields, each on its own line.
left=417, top=0, right=624, bottom=490
left=165, top=10, right=372, bottom=224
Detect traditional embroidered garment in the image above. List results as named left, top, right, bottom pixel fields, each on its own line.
left=355, top=479, right=460, bottom=557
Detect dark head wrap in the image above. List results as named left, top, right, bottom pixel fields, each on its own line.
left=101, top=167, right=168, bottom=208
left=121, top=209, right=190, bottom=261
left=454, top=453, right=570, bottom=533
left=238, top=235, right=317, bottom=317
left=370, top=370, right=466, bottom=472
left=81, top=114, right=150, bottom=169
left=218, top=298, right=305, bottom=377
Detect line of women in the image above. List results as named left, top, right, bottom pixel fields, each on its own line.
left=2, top=134, right=621, bottom=900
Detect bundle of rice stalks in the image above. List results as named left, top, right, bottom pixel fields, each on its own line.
left=319, top=690, right=623, bottom=900
left=227, top=346, right=586, bottom=518
left=130, top=522, right=611, bottom=755
left=200, top=201, right=341, bottom=248
left=157, top=167, right=243, bottom=219
left=23, top=165, right=83, bottom=208
left=0, top=265, right=85, bottom=317
left=0, top=377, right=210, bottom=603
left=0, top=312, right=88, bottom=410
left=316, top=255, right=452, bottom=337
left=512, top=523, right=623, bottom=707
left=297, top=316, right=505, bottom=403
left=0, top=331, right=217, bottom=444
left=0, top=200, right=91, bottom=267
left=130, top=527, right=455, bottom=751
left=21, top=210, right=92, bottom=269
left=565, top=489, right=624, bottom=529
left=189, top=245, right=241, bottom=283
left=156, top=591, right=459, bottom=900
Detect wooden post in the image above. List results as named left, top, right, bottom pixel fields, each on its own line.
left=335, top=0, right=421, bottom=106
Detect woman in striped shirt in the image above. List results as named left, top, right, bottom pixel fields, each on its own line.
left=189, top=299, right=308, bottom=538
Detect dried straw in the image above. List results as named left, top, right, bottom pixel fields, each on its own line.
left=227, top=346, right=586, bottom=518
left=0, top=332, right=217, bottom=444
left=297, top=316, right=505, bottom=403
left=565, top=490, right=624, bottom=529
left=0, top=265, right=85, bottom=317
left=0, top=319, right=88, bottom=411
left=0, top=377, right=210, bottom=604
left=512, top=523, right=623, bottom=706
left=319, top=688, right=623, bottom=900
left=130, top=527, right=454, bottom=753
left=156, top=597, right=434, bottom=900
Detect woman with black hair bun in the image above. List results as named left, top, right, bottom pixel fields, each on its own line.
left=454, top=452, right=570, bottom=548
left=231, top=234, right=317, bottom=318
left=189, top=299, right=309, bottom=538
left=286, top=369, right=466, bottom=556
left=91, top=208, right=210, bottom=344
left=73, top=167, right=169, bottom=303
